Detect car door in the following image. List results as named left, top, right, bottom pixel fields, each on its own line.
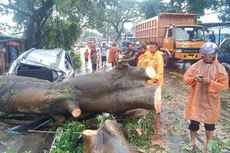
left=219, top=39, right=230, bottom=64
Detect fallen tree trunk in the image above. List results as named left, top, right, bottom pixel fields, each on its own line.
left=83, top=120, right=135, bottom=153
left=0, top=63, right=157, bottom=118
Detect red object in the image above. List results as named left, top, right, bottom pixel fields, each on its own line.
left=90, top=49, right=96, bottom=57
left=84, top=50, right=89, bottom=59
left=7, top=41, right=20, bottom=46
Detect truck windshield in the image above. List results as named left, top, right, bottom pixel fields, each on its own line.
left=175, top=26, right=205, bottom=41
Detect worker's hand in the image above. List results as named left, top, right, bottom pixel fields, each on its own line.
left=202, top=78, right=211, bottom=84
left=153, top=78, right=158, bottom=83
left=146, top=79, right=158, bottom=85
left=194, top=75, right=203, bottom=82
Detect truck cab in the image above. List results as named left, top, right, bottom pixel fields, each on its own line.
left=163, top=25, right=205, bottom=65
left=135, top=13, right=206, bottom=67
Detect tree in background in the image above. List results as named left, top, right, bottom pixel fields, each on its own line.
left=186, top=0, right=212, bottom=16
left=138, top=0, right=213, bottom=19
left=55, top=0, right=106, bottom=30
left=139, top=0, right=167, bottom=19
left=0, top=0, right=54, bottom=49
left=43, top=18, right=81, bottom=50
left=45, top=0, right=106, bottom=50
left=167, top=0, right=186, bottom=13
left=0, top=0, right=108, bottom=50
left=104, top=0, right=139, bottom=42
left=211, top=0, right=230, bottom=22
left=168, top=0, right=213, bottom=16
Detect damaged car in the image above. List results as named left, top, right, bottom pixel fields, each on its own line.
left=218, top=38, right=230, bottom=84
left=8, top=48, right=74, bottom=82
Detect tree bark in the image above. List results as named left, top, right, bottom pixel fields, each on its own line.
left=25, top=19, right=35, bottom=50
left=24, top=0, right=54, bottom=49
left=0, top=64, right=157, bottom=118
left=112, top=23, right=123, bottom=42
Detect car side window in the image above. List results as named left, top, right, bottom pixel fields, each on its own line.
left=220, top=40, right=230, bottom=53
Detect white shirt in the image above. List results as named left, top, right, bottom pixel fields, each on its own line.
left=101, top=47, right=107, bottom=56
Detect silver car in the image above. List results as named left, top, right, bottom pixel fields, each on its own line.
left=8, top=48, right=74, bottom=82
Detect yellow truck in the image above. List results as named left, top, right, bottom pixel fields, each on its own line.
left=135, top=13, right=206, bottom=66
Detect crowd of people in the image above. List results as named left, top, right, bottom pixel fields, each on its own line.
left=83, top=40, right=165, bottom=114
left=83, top=40, right=229, bottom=152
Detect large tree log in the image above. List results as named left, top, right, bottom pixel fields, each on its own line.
left=83, top=120, right=135, bottom=153
left=0, top=64, right=157, bottom=118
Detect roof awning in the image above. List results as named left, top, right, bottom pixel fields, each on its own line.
left=199, top=22, right=230, bottom=28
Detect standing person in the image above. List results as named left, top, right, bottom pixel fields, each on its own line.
left=209, top=31, right=216, bottom=43
left=84, top=49, right=89, bottom=67
left=108, top=43, right=119, bottom=67
left=134, top=42, right=146, bottom=66
left=122, top=42, right=146, bottom=67
left=137, top=41, right=164, bottom=114
left=91, top=51, right=97, bottom=73
left=97, top=48, right=101, bottom=69
left=101, top=43, right=108, bottom=68
left=8, top=46, right=18, bottom=64
left=124, top=43, right=137, bottom=66
left=183, top=42, right=229, bottom=152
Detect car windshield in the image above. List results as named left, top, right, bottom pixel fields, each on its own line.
left=175, top=26, right=205, bottom=41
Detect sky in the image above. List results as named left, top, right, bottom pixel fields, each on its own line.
left=199, top=10, right=220, bottom=23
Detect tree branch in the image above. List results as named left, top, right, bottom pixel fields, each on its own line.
left=35, top=0, right=54, bottom=22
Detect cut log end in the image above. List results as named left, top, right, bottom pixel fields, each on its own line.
left=83, top=129, right=98, bottom=136
left=145, top=67, right=156, bottom=79
left=83, top=130, right=98, bottom=153
left=71, top=108, right=81, bottom=117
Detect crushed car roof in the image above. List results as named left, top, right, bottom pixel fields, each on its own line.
left=21, top=48, right=64, bottom=69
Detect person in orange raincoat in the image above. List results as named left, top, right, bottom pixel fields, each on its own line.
left=183, top=42, right=229, bottom=151
left=108, top=43, right=119, bottom=67
left=84, top=49, right=89, bottom=67
left=137, top=41, right=164, bottom=114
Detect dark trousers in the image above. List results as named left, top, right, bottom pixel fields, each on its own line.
left=92, top=64, right=97, bottom=70
left=189, top=120, right=215, bottom=131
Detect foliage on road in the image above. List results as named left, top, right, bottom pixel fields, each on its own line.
left=50, top=121, right=85, bottom=153
left=121, top=112, right=157, bottom=151
left=49, top=112, right=158, bottom=153
left=69, top=50, right=82, bottom=70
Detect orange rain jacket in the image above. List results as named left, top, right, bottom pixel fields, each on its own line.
left=137, top=50, right=164, bottom=85
left=108, top=46, right=119, bottom=63
left=183, top=59, right=229, bottom=124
